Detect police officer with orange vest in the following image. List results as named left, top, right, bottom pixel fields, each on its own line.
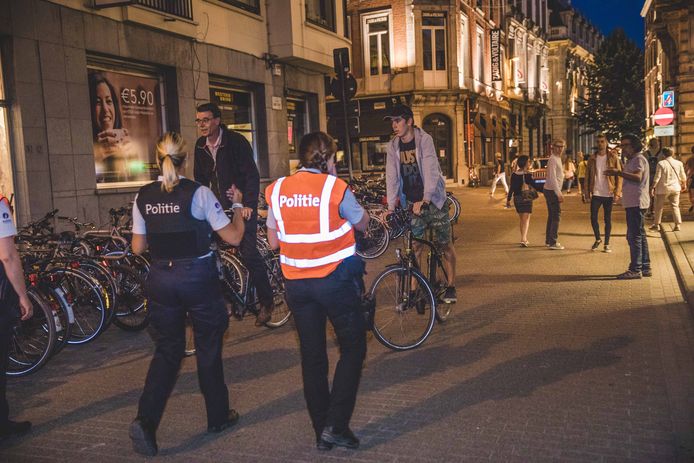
left=265, top=132, right=370, bottom=450
left=0, top=193, right=33, bottom=440
left=128, top=132, right=245, bottom=456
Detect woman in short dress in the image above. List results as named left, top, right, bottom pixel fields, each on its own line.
left=506, top=155, right=539, bottom=247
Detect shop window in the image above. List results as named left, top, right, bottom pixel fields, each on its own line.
left=359, top=138, right=389, bottom=171
left=87, top=62, right=167, bottom=188
left=209, top=84, right=257, bottom=161
left=306, top=0, right=335, bottom=31
left=422, top=13, right=447, bottom=88
left=287, top=96, right=312, bottom=171
left=362, top=11, right=392, bottom=92
left=0, top=49, right=13, bottom=205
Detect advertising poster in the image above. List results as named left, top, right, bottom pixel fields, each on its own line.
left=88, top=68, right=163, bottom=187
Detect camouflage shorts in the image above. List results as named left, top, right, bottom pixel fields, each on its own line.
left=410, top=202, right=452, bottom=246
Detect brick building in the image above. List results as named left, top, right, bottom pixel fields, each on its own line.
left=641, top=0, right=694, bottom=157
left=0, top=0, right=349, bottom=226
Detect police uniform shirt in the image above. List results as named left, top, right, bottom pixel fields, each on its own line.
left=265, top=168, right=365, bottom=230
left=132, top=177, right=230, bottom=235
left=0, top=200, right=16, bottom=239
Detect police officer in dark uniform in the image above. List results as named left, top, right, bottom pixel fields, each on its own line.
left=0, top=193, right=33, bottom=440
left=129, top=132, right=245, bottom=456
left=265, top=132, right=370, bottom=450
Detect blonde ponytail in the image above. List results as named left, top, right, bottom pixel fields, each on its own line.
left=155, top=132, right=187, bottom=193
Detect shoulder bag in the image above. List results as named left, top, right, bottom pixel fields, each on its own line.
left=517, top=173, right=538, bottom=205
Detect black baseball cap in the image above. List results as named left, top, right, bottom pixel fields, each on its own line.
left=383, top=104, right=414, bottom=121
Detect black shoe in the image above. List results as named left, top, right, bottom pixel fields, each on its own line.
left=591, top=239, right=602, bottom=251
left=642, top=269, right=653, bottom=277
left=617, top=270, right=641, bottom=280
left=316, top=437, right=334, bottom=451
left=320, top=426, right=360, bottom=449
left=208, top=409, right=239, bottom=433
left=129, top=418, right=158, bottom=456
left=442, top=287, right=457, bottom=304
left=0, top=420, right=31, bottom=439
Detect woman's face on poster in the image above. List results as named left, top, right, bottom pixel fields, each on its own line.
left=95, top=82, right=116, bottom=132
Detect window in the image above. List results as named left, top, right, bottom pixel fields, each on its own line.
left=476, top=27, right=485, bottom=83
left=306, top=0, right=335, bottom=31
left=134, top=0, right=193, bottom=20
left=218, top=0, right=260, bottom=14
left=422, top=14, right=446, bottom=71
left=366, top=16, right=390, bottom=76
left=0, top=48, right=13, bottom=204
left=209, top=84, right=257, bottom=160
left=459, top=14, right=469, bottom=88
left=362, top=11, right=393, bottom=92
left=287, top=97, right=310, bottom=158
left=87, top=62, right=166, bottom=188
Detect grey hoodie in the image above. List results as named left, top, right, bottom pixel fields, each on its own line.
left=386, top=127, right=447, bottom=210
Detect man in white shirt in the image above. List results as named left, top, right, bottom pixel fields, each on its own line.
left=651, top=147, right=686, bottom=231
left=543, top=139, right=566, bottom=250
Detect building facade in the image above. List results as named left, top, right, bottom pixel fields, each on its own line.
left=642, top=0, right=694, bottom=156
left=546, top=0, right=602, bottom=157
left=0, top=0, right=349, bottom=226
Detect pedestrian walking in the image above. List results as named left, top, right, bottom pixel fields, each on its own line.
left=651, top=147, right=686, bottom=231
left=0, top=192, right=33, bottom=440
left=489, top=152, right=509, bottom=198
left=265, top=132, right=370, bottom=451
left=585, top=134, right=622, bottom=252
left=577, top=151, right=588, bottom=202
left=563, top=153, right=576, bottom=193
left=544, top=138, right=566, bottom=250
left=385, top=104, right=457, bottom=302
left=129, top=132, right=245, bottom=456
left=506, top=155, right=539, bottom=246
left=193, top=102, right=274, bottom=326
left=604, top=134, right=651, bottom=279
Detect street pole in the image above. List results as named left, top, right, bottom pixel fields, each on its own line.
left=336, top=51, right=354, bottom=182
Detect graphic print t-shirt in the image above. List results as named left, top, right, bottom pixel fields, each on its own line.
left=399, top=138, right=424, bottom=203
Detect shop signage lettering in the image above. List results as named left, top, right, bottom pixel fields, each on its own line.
left=490, top=29, right=501, bottom=82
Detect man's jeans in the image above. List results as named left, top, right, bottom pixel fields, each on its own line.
left=625, top=207, right=650, bottom=273
left=590, top=196, right=614, bottom=244
left=543, top=189, right=561, bottom=245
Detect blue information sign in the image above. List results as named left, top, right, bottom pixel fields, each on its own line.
left=662, top=91, right=675, bottom=108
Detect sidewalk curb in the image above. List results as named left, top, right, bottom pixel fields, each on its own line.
left=662, top=229, right=694, bottom=310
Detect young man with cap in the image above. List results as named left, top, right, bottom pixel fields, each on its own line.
left=384, top=104, right=457, bottom=303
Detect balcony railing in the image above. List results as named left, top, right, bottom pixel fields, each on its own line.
left=134, top=0, right=193, bottom=20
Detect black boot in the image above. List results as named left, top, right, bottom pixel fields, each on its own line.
left=129, top=417, right=158, bottom=456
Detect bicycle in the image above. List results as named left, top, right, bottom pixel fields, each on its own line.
left=366, top=205, right=455, bottom=351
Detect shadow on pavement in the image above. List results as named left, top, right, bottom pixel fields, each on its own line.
left=358, top=335, right=633, bottom=450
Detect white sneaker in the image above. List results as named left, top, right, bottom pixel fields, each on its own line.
left=549, top=243, right=565, bottom=250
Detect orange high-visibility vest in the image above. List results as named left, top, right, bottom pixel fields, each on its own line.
left=266, top=171, right=356, bottom=280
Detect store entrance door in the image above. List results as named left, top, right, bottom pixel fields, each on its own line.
left=422, top=113, right=452, bottom=178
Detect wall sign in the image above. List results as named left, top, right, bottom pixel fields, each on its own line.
left=490, top=29, right=502, bottom=82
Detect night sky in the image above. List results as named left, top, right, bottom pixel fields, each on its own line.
left=570, top=0, right=645, bottom=47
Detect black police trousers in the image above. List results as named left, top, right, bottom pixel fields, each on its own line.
left=240, top=213, right=273, bottom=308
left=0, top=302, right=17, bottom=424
left=284, top=258, right=367, bottom=439
left=137, top=256, right=230, bottom=429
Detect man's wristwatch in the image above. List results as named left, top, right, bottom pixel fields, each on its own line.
left=231, top=203, right=244, bottom=210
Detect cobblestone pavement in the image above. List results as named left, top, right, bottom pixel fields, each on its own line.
left=2, top=187, right=694, bottom=462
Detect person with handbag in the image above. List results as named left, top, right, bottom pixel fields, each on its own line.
left=506, top=155, right=539, bottom=247
left=650, top=147, right=686, bottom=231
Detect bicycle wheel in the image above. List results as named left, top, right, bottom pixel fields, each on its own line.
left=368, top=266, right=436, bottom=351
left=42, top=285, right=73, bottom=355
left=445, top=194, right=460, bottom=224
left=111, top=264, right=149, bottom=331
left=7, top=288, right=56, bottom=377
left=43, top=268, right=106, bottom=345
left=219, top=251, right=247, bottom=318
left=264, top=255, right=291, bottom=328
left=73, top=259, right=118, bottom=326
left=355, top=216, right=390, bottom=259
